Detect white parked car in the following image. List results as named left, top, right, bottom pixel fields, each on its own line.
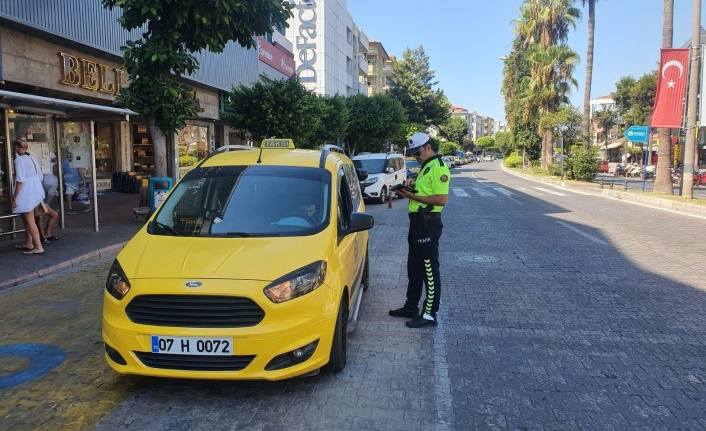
left=483, top=155, right=493, bottom=162
left=352, top=152, right=407, bottom=204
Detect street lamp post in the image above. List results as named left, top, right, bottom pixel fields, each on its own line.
left=681, top=0, right=701, bottom=197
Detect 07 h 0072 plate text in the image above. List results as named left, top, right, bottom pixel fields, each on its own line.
left=151, top=336, right=233, bottom=355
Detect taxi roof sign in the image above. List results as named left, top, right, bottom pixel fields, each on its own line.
left=261, top=139, right=295, bottom=149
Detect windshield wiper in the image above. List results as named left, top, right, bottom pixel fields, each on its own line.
left=225, top=232, right=280, bottom=237
left=151, top=221, right=180, bottom=236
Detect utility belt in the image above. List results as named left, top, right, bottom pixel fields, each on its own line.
left=409, top=212, right=441, bottom=220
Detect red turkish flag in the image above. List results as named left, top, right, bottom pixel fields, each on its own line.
left=651, top=48, right=689, bottom=128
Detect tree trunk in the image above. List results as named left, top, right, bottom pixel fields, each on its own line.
left=148, top=117, right=168, bottom=178
left=655, top=0, right=674, bottom=194
left=582, top=0, right=595, bottom=148
left=546, top=129, right=555, bottom=167
left=540, top=132, right=548, bottom=169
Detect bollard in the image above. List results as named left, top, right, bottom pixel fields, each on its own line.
left=624, top=180, right=628, bottom=191
left=600, top=178, right=604, bottom=189
left=388, top=191, right=392, bottom=208
left=610, top=179, right=614, bottom=190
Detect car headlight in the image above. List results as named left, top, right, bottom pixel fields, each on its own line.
left=264, top=261, right=327, bottom=303
left=106, top=259, right=131, bottom=300
left=361, top=177, right=378, bottom=185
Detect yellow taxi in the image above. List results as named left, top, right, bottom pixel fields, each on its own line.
left=103, top=140, right=374, bottom=380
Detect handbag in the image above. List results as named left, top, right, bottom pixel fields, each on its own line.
left=34, top=201, right=49, bottom=217
left=75, top=182, right=91, bottom=204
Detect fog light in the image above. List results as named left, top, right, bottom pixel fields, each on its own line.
left=265, top=339, right=320, bottom=371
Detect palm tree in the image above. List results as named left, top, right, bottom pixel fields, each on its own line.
left=581, top=0, right=597, bottom=147
left=523, top=43, right=580, bottom=166
left=654, top=0, right=674, bottom=194
left=513, top=0, right=581, bottom=168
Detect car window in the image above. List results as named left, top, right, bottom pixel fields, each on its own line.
left=353, top=159, right=386, bottom=174
left=337, top=168, right=353, bottom=233
left=150, top=165, right=331, bottom=237
left=342, top=162, right=362, bottom=210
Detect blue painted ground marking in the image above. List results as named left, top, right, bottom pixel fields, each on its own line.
left=0, top=344, right=66, bottom=389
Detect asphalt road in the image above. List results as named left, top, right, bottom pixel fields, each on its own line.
left=2, top=160, right=706, bottom=430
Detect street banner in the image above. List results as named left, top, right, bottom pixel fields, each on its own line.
left=651, top=48, right=689, bottom=128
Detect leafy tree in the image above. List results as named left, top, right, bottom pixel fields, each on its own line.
left=439, top=142, right=460, bottom=156
left=102, top=0, right=292, bottom=177
left=310, top=94, right=348, bottom=148
left=494, top=131, right=514, bottom=155
left=344, top=94, right=407, bottom=156
left=476, top=136, right=495, bottom=151
left=224, top=75, right=324, bottom=148
left=613, top=73, right=656, bottom=130
left=594, top=107, right=617, bottom=151
left=502, top=38, right=542, bottom=160
left=388, top=45, right=450, bottom=127
left=439, top=117, right=467, bottom=146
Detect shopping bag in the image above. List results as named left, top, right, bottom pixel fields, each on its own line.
left=33, top=201, right=49, bottom=217
left=75, top=182, right=91, bottom=204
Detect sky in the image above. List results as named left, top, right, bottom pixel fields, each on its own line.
left=346, top=0, right=706, bottom=123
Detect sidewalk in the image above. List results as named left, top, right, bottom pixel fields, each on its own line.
left=503, top=164, right=706, bottom=218
left=0, top=192, right=144, bottom=291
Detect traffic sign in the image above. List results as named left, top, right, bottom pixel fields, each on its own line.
left=623, top=125, right=650, bottom=143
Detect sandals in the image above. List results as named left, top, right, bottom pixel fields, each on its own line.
left=14, top=245, right=33, bottom=250
left=23, top=250, right=45, bottom=255
left=45, top=235, right=59, bottom=241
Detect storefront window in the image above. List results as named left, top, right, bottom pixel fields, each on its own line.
left=8, top=111, right=57, bottom=187
left=178, top=124, right=209, bottom=167
left=95, top=122, right=115, bottom=178
left=0, top=109, right=10, bottom=218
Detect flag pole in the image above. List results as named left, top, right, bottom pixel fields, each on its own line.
left=681, top=0, right=701, bottom=197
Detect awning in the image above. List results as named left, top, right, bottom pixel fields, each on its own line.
left=0, top=90, right=137, bottom=117
left=605, top=142, right=623, bottom=149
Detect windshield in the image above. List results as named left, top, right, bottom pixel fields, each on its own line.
left=353, top=159, right=386, bottom=174
left=150, top=165, right=331, bottom=237
left=406, top=160, right=421, bottom=169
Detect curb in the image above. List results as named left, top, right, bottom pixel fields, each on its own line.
left=0, top=242, right=127, bottom=292
left=502, top=164, right=706, bottom=219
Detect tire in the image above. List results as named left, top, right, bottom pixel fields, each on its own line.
left=362, top=251, right=369, bottom=292
left=323, top=297, right=348, bottom=373
left=378, top=186, right=388, bottom=205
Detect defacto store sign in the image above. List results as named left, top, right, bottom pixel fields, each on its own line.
left=296, top=0, right=317, bottom=83
left=257, top=37, right=295, bottom=77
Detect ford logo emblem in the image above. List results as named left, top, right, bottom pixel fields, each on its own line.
left=185, top=281, right=202, bottom=288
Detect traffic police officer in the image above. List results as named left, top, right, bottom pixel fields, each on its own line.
left=390, top=132, right=450, bottom=328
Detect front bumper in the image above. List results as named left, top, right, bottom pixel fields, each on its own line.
left=102, top=280, right=338, bottom=381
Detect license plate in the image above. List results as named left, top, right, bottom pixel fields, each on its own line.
left=151, top=336, right=233, bottom=355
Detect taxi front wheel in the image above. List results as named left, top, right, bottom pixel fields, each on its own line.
left=323, top=297, right=348, bottom=372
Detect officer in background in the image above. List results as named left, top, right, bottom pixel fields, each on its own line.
left=390, top=132, right=450, bottom=328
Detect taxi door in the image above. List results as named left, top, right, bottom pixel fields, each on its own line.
left=335, top=166, right=363, bottom=315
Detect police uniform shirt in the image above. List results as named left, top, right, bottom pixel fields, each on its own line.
left=409, top=155, right=450, bottom=213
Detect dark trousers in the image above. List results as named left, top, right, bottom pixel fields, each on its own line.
left=405, top=214, right=443, bottom=317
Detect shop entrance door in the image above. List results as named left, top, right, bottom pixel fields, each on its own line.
left=56, top=121, right=98, bottom=232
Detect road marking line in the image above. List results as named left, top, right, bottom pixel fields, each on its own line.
left=471, top=187, right=496, bottom=197
left=535, top=187, right=567, bottom=196
left=506, top=196, right=525, bottom=205
left=556, top=221, right=609, bottom=245
left=519, top=187, right=544, bottom=196
left=493, top=187, right=515, bottom=196
left=452, top=187, right=469, bottom=197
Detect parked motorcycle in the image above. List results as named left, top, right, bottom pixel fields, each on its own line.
left=614, top=164, right=625, bottom=177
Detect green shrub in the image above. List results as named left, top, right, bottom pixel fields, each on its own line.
left=504, top=154, right=523, bottom=168
left=568, top=146, right=598, bottom=181
left=179, top=155, right=197, bottom=167
left=547, top=164, right=562, bottom=177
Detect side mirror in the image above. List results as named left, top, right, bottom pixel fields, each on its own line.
left=386, top=167, right=394, bottom=174
left=356, top=169, right=368, bottom=182
left=347, top=212, right=374, bottom=234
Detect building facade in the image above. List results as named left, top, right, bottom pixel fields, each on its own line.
left=285, top=0, right=369, bottom=97
left=366, top=41, right=393, bottom=96
left=0, top=0, right=293, bottom=236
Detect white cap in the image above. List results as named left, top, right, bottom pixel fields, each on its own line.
left=406, top=132, right=430, bottom=156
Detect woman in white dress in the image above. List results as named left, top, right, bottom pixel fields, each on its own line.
left=11, top=138, right=45, bottom=255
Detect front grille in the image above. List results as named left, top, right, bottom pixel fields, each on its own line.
left=135, top=352, right=255, bottom=371
left=126, top=295, right=265, bottom=327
